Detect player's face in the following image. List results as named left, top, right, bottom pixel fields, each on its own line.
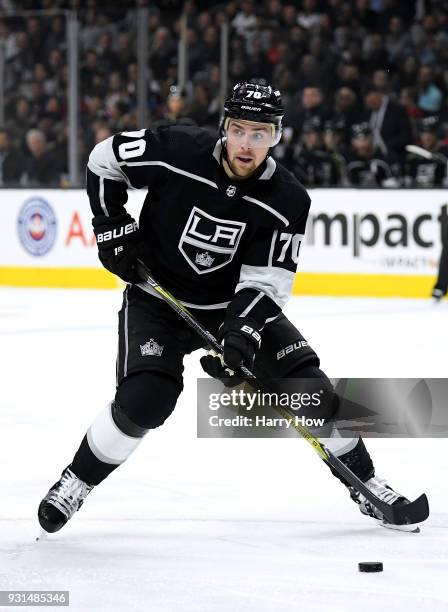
left=420, top=132, right=436, bottom=150
left=224, top=119, right=272, bottom=179
left=352, top=135, right=373, bottom=157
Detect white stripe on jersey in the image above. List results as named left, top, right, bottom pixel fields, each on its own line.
left=238, top=291, right=264, bottom=317
left=242, top=196, right=289, bottom=226
left=236, top=264, right=295, bottom=309
left=119, top=160, right=219, bottom=190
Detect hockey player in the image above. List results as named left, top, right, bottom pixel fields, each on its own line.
left=289, top=117, right=341, bottom=187
left=433, top=203, right=448, bottom=301
left=38, top=82, right=421, bottom=535
left=405, top=117, right=448, bottom=188
left=345, top=123, right=401, bottom=187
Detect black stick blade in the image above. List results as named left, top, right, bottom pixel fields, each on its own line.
left=327, top=451, right=429, bottom=526
left=389, top=493, right=429, bottom=526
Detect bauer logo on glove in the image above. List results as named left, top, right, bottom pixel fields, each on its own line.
left=93, top=212, right=143, bottom=284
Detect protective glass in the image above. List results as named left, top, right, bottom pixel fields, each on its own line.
left=225, top=119, right=282, bottom=148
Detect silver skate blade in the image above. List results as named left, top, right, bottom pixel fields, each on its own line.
left=381, top=520, right=420, bottom=534
left=35, top=528, right=48, bottom=541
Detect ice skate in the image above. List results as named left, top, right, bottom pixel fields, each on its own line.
left=38, top=467, right=93, bottom=534
left=432, top=287, right=446, bottom=302
left=349, top=476, right=420, bottom=533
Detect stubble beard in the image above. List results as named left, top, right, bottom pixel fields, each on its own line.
left=228, top=155, right=257, bottom=179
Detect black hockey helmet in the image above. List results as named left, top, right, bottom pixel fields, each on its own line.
left=303, top=116, right=322, bottom=134
left=418, top=115, right=439, bottom=134
left=351, top=122, right=372, bottom=139
left=222, top=81, right=284, bottom=146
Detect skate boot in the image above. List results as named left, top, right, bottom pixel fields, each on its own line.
left=349, top=475, right=419, bottom=533
left=38, top=467, right=93, bottom=533
left=432, top=287, right=446, bottom=302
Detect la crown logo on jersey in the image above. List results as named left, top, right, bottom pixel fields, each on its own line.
left=140, top=338, right=164, bottom=357
left=179, top=207, right=246, bottom=274
left=195, top=251, right=215, bottom=267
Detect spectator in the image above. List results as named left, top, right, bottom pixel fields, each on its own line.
left=94, top=126, right=112, bottom=145
left=23, top=129, right=61, bottom=187
left=297, top=0, right=321, bottom=30
left=5, top=97, right=34, bottom=147
left=8, top=31, right=34, bottom=87
left=332, top=87, right=364, bottom=143
left=353, top=0, right=377, bottom=31
left=26, top=17, right=46, bottom=64
left=364, top=84, right=413, bottom=155
left=265, top=0, right=283, bottom=29
left=187, top=28, right=205, bottom=76
left=188, top=83, right=217, bottom=131
left=282, top=5, right=297, bottom=31
left=362, top=33, right=390, bottom=73
left=288, top=86, right=329, bottom=134
left=48, top=48, right=64, bottom=78
left=95, top=32, right=117, bottom=75
left=393, top=55, right=420, bottom=91
left=399, top=87, right=424, bottom=122
left=115, top=33, right=135, bottom=73
left=80, top=9, right=103, bottom=51
left=154, top=85, right=191, bottom=128
left=81, top=51, right=102, bottom=97
left=0, top=129, right=24, bottom=186
left=248, top=37, right=272, bottom=81
left=202, top=26, right=220, bottom=65
left=45, top=16, right=66, bottom=56
left=149, top=27, right=177, bottom=81
left=296, top=54, right=322, bottom=89
left=385, top=16, right=411, bottom=65
left=417, top=65, right=443, bottom=114
left=335, top=62, right=362, bottom=96
left=372, top=69, right=390, bottom=94
left=232, top=0, right=257, bottom=41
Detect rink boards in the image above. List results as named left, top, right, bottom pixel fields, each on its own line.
left=0, top=188, right=445, bottom=297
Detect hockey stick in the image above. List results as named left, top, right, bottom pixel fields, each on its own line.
left=135, top=260, right=429, bottom=526
left=406, top=145, right=448, bottom=187
left=406, top=144, right=435, bottom=160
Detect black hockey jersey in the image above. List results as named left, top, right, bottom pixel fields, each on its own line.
left=404, top=148, right=448, bottom=187
left=345, top=151, right=400, bottom=188
left=87, top=125, right=310, bottom=326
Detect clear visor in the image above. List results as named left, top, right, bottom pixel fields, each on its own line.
left=224, top=118, right=282, bottom=148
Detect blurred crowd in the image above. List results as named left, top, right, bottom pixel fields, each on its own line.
left=0, top=0, right=448, bottom=187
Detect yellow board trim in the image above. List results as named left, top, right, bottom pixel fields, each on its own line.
left=0, top=266, right=120, bottom=289
left=293, top=272, right=434, bottom=298
left=0, top=267, right=435, bottom=297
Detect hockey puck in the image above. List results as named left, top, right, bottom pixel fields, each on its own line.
left=358, top=562, right=383, bottom=573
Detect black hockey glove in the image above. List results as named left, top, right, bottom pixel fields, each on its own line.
left=93, top=213, right=142, bottom=283
left=200, top=319, right=262, bottom=383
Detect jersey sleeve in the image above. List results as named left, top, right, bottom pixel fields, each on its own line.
left=86, top=128, right=170, bottom=218
left=226, top=198, right=310, bottom=328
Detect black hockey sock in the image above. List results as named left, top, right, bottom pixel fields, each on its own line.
left=70, top=434, right=119, bottom=486
left=328, top=437, right=375, bottom=487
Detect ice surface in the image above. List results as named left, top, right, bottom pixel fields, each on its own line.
left=1, top=288, right=447, bottom=611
